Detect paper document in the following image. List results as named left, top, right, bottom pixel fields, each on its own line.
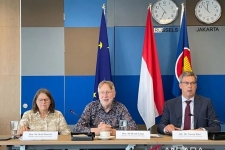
left=72, top=134, right=88, bottom=137
left=150, top=134, right=162, bottom=138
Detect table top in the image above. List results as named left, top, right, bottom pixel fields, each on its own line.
left=0, top=135, right=157, bottom=145
left=155, top=135, right=225, bottom=145
left=0, top=135, right=225, bottom=146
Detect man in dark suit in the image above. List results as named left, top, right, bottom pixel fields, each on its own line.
left=157, top=71, right=221, bottom=134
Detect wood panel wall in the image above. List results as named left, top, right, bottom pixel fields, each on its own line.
left=0, top=0, right=20, bottom=149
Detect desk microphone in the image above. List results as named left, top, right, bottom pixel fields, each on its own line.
left=69, top=110, right=94, bottom=138
left=188, top=113, right=225, bottom=124
left=189, top=113, right=225, bottom=140
left=69, top=110, right=92, bottom=131
left=70, top=109, right=80, bottom=118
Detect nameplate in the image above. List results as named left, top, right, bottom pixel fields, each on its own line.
left=21, top=131, right=58, bottom=140
left=116, top=130, right=150, bottom=139
left=172, top=130, right=208, bottom=140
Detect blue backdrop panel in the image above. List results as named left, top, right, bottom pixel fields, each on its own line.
left=154, top=26, right=180, bottom=75
left=108, top=27, right=115, bottom=75
left=113, top=75, right=143, bottom=124
left=115, top=27, right=144, bottom=75
left=21, top=76, right=65, bottom=114
left=64, top=0, right=107, bottom=27
left=162, top=75, right=176, bottom=101
left=196, top=75, right=225, bottom=123
left=65, top=76, right=95, bottom=124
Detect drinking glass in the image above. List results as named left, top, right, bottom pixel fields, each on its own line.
left=119, top=120, right=127, bottom=130
left=10, top=121, right=18, bottom=139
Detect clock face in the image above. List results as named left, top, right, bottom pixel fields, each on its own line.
left=195, top=0, right=222, bottom=24
left=152, top=0, right=178, bottom=24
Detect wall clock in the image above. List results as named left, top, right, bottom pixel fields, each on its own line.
left=195, top=0, right=222, bottom=24
left=152, top=0, right=178, bottom=24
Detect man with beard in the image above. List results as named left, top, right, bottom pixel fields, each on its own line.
left=73, top=80, right=138, bottom=136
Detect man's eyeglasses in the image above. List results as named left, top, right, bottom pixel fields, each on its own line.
left=37, top=98, right=50, bottom=102
left=181, top=82, right=196, bottom=86
left=98, top=91, right=112, bottom=95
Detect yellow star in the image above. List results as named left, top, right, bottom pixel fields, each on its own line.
left=98, top=42, right=102, bottom=49
left=93, top=92, right=96, bottom=98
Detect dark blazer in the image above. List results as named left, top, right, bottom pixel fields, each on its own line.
left=157, top=95, right=221, bottom=134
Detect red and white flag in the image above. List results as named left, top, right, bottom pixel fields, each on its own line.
left=137, top=8, right=165, bottom=130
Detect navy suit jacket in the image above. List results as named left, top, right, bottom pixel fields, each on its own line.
left=157, top=95, right=221, bottom=134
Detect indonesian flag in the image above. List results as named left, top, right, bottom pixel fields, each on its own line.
left=138, top=8, right=165, bottom=130
left=172, top=10, right=192, bottom=97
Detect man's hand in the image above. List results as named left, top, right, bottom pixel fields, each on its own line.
left=98, top=122, right=112, bottom=131
left=91, top=122, right=113, bottom=136
left=164, top=124, right=180, bottom=133
left=195, top=128, right=205, bottom=131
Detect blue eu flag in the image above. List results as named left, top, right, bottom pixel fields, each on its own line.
left=93, top=10, right=112, bottom=100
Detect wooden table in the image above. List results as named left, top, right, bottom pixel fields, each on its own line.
left=1, top=135, right=225, bottom=150
left=155, top=135, right=225, bottom=149
left=0, top=135, right=157, bottom=150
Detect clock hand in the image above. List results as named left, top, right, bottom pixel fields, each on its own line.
left=206, top=1, right=209, bottom=11
left=161, top=12, right=165, bottom=17
left=160, top=12, right=165, bottom=21
left=201, top=3, right=210, bottom=13
left=158, top=3, right=167, bottom=14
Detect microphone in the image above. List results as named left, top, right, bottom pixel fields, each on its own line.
left=69, top=110, right=94, bottom=139
left=70, top=109, right=80, bottom=118
left=70, top=109, right=93, bottom=136
left=188, top=113, right=225, bottom=124
left=69, top=110, right=92, bottom=130
left=189, top=113, right=225, bottom=140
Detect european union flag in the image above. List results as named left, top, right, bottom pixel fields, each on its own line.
left=93, top=10, right=112, bottom=100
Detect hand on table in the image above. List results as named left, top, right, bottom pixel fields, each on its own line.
left=17, top=126, right=30, bottom=135
left=164, top=124, right=180, bottom=134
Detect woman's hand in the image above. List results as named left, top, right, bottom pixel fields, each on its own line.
left=17, top=126, right=30, bottom=135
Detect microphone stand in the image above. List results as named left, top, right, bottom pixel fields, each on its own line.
left=189, top=113, right=225, bottom=140
left=69, top=110, right=95, bottom=141
left=188, top=113, right=225, bottom=124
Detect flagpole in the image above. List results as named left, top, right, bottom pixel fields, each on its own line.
left=148, top=3, right=159, bottom=132
left=148, top=3, right=152, bottom=131
left=148, top=3, right=152, bottom=11
left=102, top=3, right=106, bottom=15
left=180, top=3, right=184, bottom=25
